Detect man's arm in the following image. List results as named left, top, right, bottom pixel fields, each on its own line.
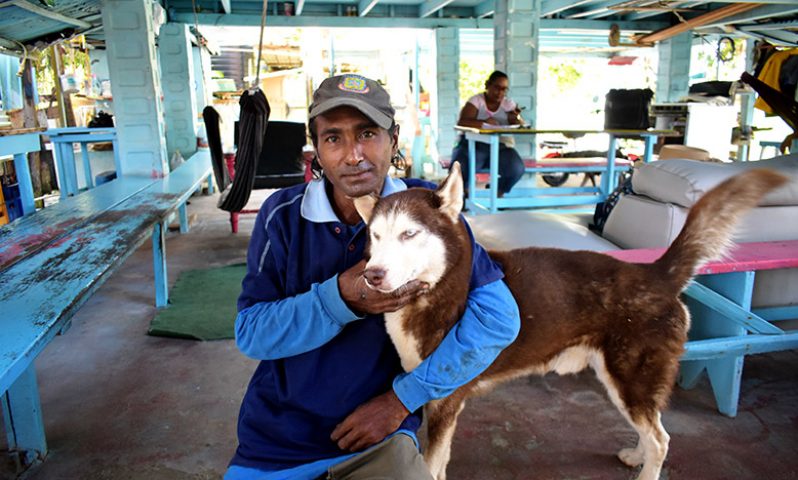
left=235, top=274, right=362, bottom=360
left=393, top=279, right=520, bottom=412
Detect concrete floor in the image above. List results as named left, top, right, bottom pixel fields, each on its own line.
left=2, top=190, right=797, bottom=480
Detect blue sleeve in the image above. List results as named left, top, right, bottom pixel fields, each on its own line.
left=391, top=279, right=520, bottom=412
left=234, top=202, right=362, bottom=361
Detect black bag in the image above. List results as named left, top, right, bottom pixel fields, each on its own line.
left=604, top=89, right=653, bottom=130
left=589, top=172, right=633, bottom=234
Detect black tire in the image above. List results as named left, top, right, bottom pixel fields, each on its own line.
left=542, top=173, right=569, bottom=187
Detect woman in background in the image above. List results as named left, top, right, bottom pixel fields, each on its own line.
left=451, top=70, right=525, bottom=198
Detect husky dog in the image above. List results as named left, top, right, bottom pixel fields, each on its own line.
left=353, top=163, right=786, bottom=480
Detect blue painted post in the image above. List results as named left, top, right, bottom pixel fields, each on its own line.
left=656, top=32, right=692, bottom=103
left=179, top=202, right=189, bottom=234
left=12, top=153, right=36, bottom=215
left=680, top=270, right=753, bottom=417
left=206, top=173, right=215, bottom=195
left=435, top=28, right=460, bottom=163
left=101, top=0, right=169, bottom=177
left=643, top=134, right=655, bottom=163
left=158, top=23, right=199, bottom=161
left=494, top=0, right=540, bottom=157
left=601, top=134, right=618, bottom=197
left=467, top=138, right=477, bottom=209
left=61, top=143, right=78, bottom=196
left=489, top=135, right=500, bottom=213
left=152, top=221, right=169, bottom=307
left=1, top=364, right=47, bottom=466
left=80, top=142, right=94, bottom=188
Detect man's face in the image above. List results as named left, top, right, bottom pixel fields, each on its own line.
left=314, top=106, right=399, bottom=199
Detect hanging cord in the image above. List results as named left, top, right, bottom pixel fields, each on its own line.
left=253, top=0, right=268, bottom=90
left=190, top=0, right=210, bottom=103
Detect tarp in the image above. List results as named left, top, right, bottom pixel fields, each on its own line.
left=202, top=106, right=231, bottom=192
left=218, top=89, right=271, bottom=212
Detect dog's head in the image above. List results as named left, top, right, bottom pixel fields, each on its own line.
left=353, top=163, right=465, bottom=293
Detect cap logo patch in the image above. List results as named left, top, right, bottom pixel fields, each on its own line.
left=338, top=75, right=370, bottom=94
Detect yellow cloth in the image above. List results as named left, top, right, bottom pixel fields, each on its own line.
left=754, top=49, right=798, bottom=114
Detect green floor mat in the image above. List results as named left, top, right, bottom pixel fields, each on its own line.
left=148, top=264, right=246, bottom=341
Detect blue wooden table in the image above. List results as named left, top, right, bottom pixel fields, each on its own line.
left=456, top=127, right=673, bottom=213
left=0, top=128, right=45, bottom=216
left=45, top=127, right=120, bottom=197
left=0, top=151, right=212, bottom=470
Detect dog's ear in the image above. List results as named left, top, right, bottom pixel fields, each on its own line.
left=436, top=162, right=464, bottom=222
left=353, top=194, right=379, bottom=224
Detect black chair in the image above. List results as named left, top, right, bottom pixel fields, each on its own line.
left=227, top=120, right=308, bottom=232
left=235, top=120, right=307, bottom=189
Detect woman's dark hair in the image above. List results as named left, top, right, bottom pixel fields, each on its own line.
left=486, top=70, right=508, bottom=86
left=308, top=118, right=405, bottom=178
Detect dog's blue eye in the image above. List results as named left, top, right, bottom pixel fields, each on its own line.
left=403, top=229, right=418, bottom=239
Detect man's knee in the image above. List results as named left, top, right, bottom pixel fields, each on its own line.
left=328, top=434, right=433, bottom=480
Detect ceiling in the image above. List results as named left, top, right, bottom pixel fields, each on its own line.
left=0, top=0, right=797, bottom=58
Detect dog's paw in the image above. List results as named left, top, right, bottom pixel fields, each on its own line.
left=618, top=447, right=644, bottom=467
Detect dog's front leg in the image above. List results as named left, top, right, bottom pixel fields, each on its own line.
left=424, top=395, right=467, bottom=480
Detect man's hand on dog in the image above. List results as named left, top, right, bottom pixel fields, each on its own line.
left=339, top=260, right=429, bottom=315
left=331, top=389, right=410, bottom=452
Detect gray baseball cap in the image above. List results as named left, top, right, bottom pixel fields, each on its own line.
left=308, top=74, right=395, bottom=130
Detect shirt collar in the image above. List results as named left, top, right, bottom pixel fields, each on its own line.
left=300, top=175, right=408, bottom=223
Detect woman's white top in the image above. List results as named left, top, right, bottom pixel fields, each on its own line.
left=467, top=93, right=517, bottom=146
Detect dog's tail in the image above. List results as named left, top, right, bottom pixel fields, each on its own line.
left=655, top=169, right=788, bottom=291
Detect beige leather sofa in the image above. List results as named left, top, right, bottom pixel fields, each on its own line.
left=469, top=154, right=798, bottom=308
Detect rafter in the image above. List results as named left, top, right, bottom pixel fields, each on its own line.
left=540, top=0, right=594, bottom=17
left=697, top=4, right=798, bottom=29
left=419, top=0, right=456, bottom=18
left=4, top=0, right=91, bottom=29
left=359, top=0, right=380, bottom=17
left=474, top=0, right=494, bottom=18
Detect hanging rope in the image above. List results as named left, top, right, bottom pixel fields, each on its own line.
left=253, top=0, right=268, bottom=89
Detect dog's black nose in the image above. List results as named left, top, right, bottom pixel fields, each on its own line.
left=363, top=267, right=386, bottom=287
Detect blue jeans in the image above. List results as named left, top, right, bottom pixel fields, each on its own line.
left=450, top=136, right=525, bottom=195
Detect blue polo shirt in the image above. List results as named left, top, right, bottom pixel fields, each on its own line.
left=227, top=176, right=520, bottom=479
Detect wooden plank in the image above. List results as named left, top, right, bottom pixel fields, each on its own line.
left=683, top=332, right=798, bottom=361
left=0, top=176, right=156, bottom=271
left=604, top=240, right=798, bottom=274
left=0, top=151, right=211, bottom=395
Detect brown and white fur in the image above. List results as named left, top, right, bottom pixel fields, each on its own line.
left=353, top=163, right=787, bottom=480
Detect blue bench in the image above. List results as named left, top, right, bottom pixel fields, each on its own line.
left=0, top=151, right=213, bottom=470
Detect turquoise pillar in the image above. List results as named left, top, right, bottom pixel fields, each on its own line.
left=435, top=27, right=460, bottom=161
left=159, top=23, right=198, bottom=160
left=656, top=32, right=692, bottom=103
left=494, top=0, right=539, bottom=156
left=192, top=46, right=213, bottom=113
left=101, top=0, right=169, bottom=177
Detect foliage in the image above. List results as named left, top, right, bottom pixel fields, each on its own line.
left=459, top=59, right=492, bottom=105
left=547, top=61, right=583, bottom=92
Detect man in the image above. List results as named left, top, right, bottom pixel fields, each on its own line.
left=226, top=74, right=520, bottom=479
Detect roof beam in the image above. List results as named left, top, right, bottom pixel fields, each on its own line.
left=697, top=4, right=798, bottom=29
left=541, top=19, right=669, bottom=32
left=540, top=0, right=594, bottom=17
left=474, top=0, right=494, bottom=19
left=359, top=0, right=380, bottom=17
left=173, top=12, right=489, bottom=28
left=636, top=3, right=759, bottom=44
left=220, top=0, right=230, bottom=14
left=567, top=1, right=627, bottom=19
left=419, top=0, right=455, bottom=18
left=5, top=0, right=91, bottom=29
